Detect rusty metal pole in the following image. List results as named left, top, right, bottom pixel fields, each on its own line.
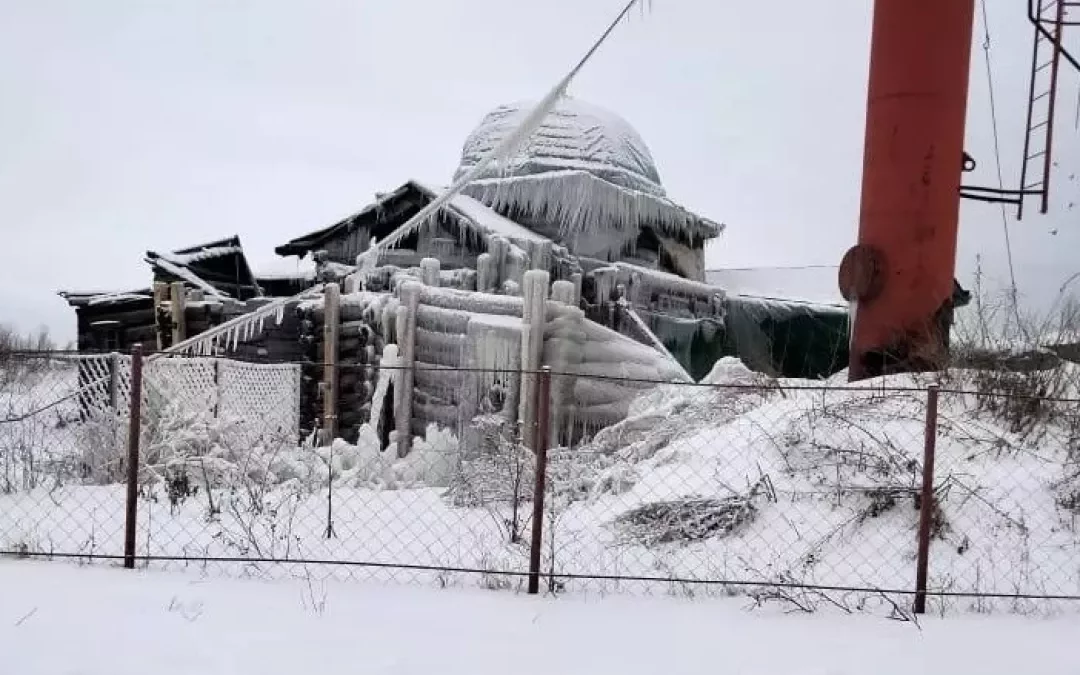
left=123, top=344, right=144, bottom=570
left=527, top=366, right=553, bottom=595
left=841, top=0, right=976, bottom=381
left=914, top=384, right=940, bottom=614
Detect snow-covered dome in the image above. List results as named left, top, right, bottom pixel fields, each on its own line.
left=454, top=97, right=667, bottom=198
left=451, top=96, right=720, bottom=259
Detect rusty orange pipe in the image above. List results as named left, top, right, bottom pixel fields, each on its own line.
left=843, top=0, right=976, bottom=381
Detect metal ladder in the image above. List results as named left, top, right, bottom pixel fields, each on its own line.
left=1019, top=0, right=1069, bottom=218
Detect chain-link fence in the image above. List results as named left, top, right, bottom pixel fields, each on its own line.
left=3, top=349, right=1080, bottom=615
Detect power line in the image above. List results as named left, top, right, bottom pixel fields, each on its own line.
left=705, top=265, right=837, bottom=272
left=979, top=0, right=1024, bottom=335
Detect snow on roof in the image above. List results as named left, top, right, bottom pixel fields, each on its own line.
left=146, top=256, right=229, bottom=299
left=166, top=245, right=244, bottom=266
left=88, top=293, right=151, bottom=306
left=58, top=289, right=150, bottom=306
left=252, top=256, right=318, bottom=281
left=412, top=182, right=548, bottom=244
left=143, top=235, right=259, bottom=300
left=172, top=235, right=242, bottom=255
left=706, top=266, right=846, bottom=309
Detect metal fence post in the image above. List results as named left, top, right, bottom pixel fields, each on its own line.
left=123, top=344, right=144, bottom=570
left=914, top=384, right=940, bottom=614
left=527, top=366, right=553, bottom=595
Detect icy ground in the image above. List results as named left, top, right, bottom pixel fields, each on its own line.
left=1, top=560, right=1076, bottom=675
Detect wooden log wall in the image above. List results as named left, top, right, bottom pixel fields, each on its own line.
left=285, top=253, right=709, bottom=452
left=296, top=304, right=321, bottom=440
left=220, top=301, right=306, bottom=364
left=296, top=292, right=385, bottom=445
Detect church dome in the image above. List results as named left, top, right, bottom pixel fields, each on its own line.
left=450, top=96, right=720, bottom=260
left=453, top=97, right=667, bottom=197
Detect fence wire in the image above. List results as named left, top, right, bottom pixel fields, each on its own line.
left=3, top=351, right=1080, bottom=614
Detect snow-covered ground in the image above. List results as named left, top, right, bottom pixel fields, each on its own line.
left=2, top=560, right=1077, bottom=675
left=3, top=357, right=1080, bottom=615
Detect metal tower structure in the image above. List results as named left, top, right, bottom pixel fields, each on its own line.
left=1019, top=0, right=1080, bottom=218
left=841, top=0, right=976, bottom=381
left=959, top=1, right=1080, bottom=214
left=842, top=0, right=1080, bottom=382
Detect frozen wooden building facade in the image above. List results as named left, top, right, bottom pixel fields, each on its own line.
left=60, top=235, right=314, bottom=359
left=60, top=97, right=852, bottom=450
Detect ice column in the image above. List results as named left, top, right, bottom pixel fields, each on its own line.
left=321, top=282, right=341, bottom=444
left=518, top=270, right=550, bottom=448
left=551, top=280, right=575, bottom=305
left=476, top=253, right=496, bottom=293
left=395, top=281, right=421, bottom=457
left=420, top=257, right=441, bottom=287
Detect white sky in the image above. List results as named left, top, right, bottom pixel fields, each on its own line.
left=2, top=0, right=1078, bottom=342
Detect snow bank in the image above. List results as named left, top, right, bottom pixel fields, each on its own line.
left=698, top=356, right=762, bottom=385
left=545, top=365, right=1080, bottom=611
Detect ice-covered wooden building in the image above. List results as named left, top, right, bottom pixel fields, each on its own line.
left=60, top=97, right=851, bottom=449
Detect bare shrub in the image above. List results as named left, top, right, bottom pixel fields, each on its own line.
left=446, top=414, right=534, bottom=545
left=0, top=324, right=57, bottom=386
left=611, top=475, right=775, bottom=547
left=0, top=352, right=76, bottom=493
left=949, top=271, right=1080, bottom=441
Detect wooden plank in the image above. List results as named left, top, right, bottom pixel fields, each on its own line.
left=169, top=281, right=187, bottom=346
left=153, top=282, right=168, bottom=350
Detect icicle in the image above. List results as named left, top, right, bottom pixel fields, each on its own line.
left=275, top=304, right=285, bottom=325
left=151, top=284, right=319, bottom=363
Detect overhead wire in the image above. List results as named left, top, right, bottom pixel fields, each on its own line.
left=979, top=0, right=1026, bottom=338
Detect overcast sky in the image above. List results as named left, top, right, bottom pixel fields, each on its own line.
left=2, top=0, right=1078, bottom=342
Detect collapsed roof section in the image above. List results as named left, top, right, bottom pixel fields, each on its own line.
left=145, top=235, right=262, bottom=301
